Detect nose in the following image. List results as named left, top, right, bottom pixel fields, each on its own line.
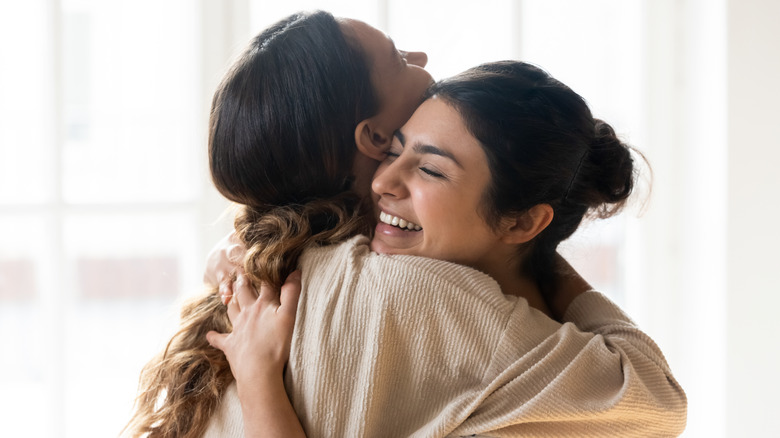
left=404, top=50, right=428, bottom=68
left=372, top=160, right=408, bottom=199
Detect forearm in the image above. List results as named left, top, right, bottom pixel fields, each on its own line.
left=454, top=294, right=687, bottom=436
left=237, top=374, right=306, bottom=438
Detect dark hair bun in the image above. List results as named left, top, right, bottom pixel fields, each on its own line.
left=579, top=119, right=635, bottom=218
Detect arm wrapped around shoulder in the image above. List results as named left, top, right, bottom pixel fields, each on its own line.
left=452, top=291, right=687, bottom=437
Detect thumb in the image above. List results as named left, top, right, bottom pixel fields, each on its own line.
left=206, top=330, right=228, bottom=352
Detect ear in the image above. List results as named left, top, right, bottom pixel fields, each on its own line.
left=355, top=118, right=393, bottom=161
left=500, top=204, right=554, bottom=245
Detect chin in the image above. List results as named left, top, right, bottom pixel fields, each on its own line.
left=369, top=239, right=386, bottom=254
left=370, top=239, right=403, bottom=256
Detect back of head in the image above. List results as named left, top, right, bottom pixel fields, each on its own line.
left=428, top=61, right=638, bottom=282
left=210, top=10, right=376, bottom=209
left=209, top=10, right=377, bottom=286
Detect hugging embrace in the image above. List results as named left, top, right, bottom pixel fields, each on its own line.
left=124, top=10, right=686, bottom=438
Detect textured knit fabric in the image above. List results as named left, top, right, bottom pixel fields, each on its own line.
left=204, top=235, right=686, bottom=437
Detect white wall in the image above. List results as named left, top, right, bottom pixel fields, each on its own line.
left=727, top=0, right=780, bottom=435
left=634, top=2, right=728, bottom=435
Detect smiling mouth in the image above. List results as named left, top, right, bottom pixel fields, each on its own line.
left=379, top=211, right=422, bottom=231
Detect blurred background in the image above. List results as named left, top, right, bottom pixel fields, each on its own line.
left=0, top=0, right=777, bottom=436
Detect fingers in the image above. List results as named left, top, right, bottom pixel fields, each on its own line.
left=218, top=271, right=233, bottom=305
left=226, top=231, right=246, bottom=264
left=257, top=281, right=278, bottom=306
left=279, top=270, right=302, bottom=316
left=226, top=295, right=240, bottom=323
left=206, top=330, right=228, bottom=352
left=234, top=273, right=258, bottom=310
left=221, top=266, right=250, bottom=304
left=226, top=243, right=244, bottom=264
left=221, top=269, right=300, bottom=324
left=204, top=232, right=236, bottom=286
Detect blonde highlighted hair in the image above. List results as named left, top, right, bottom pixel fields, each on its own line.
left=123, top=197, right=369, bottom=437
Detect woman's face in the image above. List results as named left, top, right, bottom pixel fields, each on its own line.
left=370, top=97, right=508, bottom=273
left=341, top=19, right=433, bottom=134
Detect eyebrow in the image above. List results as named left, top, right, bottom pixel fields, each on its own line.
left=393, top=130, right=463, bottom=168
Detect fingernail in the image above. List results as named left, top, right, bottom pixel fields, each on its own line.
left=220, top=293, right=232, bottom=305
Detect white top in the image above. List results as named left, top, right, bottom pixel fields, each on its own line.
left=205, top=236, right=686, bottom=437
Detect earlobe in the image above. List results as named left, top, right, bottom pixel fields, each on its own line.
left=355, top=119, right=392, bottom=161
left=502, top=204, right=554, bottom=244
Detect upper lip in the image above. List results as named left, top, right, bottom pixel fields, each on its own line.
left=377, top=205, right=421, bottom=230
left=376, top=203, right=410, bottom=222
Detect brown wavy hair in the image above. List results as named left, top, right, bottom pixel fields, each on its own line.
left=123, top=10, right=376, bottom=437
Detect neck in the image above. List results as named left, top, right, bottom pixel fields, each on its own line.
left=483, top=253, right=553, bottom=318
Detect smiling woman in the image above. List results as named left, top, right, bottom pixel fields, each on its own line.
left=371, top=96, right=555, bottom=315
left=370, top=61, right=641, bottom=324
left=209, top=60, right=686, bottom=437
left=372, top=98, right=510, bottom=277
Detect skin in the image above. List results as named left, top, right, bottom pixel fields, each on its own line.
left=372, top=98, right=514, bottom=272
left=371, top=97, right=553, bottom=316
left=343, top=18, right=434, bottom=194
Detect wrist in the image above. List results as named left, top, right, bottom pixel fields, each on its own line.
left=235, top=366, right=283, bottom=391
left=236, top=369, right=286, bottom=405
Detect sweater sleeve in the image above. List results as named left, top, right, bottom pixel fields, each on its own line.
left=202, top=382, right=245, bottom=438
left=450, top=291, right=687, bottom=437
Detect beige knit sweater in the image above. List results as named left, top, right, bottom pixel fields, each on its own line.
left=204, top=236, right=686, bottom=437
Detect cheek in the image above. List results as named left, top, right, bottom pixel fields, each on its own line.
left=414, top=186, right=465, bottom=235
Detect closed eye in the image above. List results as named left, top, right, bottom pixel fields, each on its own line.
left=383, top=149, right=401, bottom=163
left=420, top=167, right=445, bottom=179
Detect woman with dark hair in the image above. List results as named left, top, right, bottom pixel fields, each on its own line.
left=206, top=61, right=687, bottom=437
left=124, top=10, right=431, bottom=437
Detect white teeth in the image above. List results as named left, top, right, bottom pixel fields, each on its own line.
left=379, top=211, right=421, bottom=231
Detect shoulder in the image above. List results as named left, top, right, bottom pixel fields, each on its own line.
left=302, top=235, right=512, bottom=311
left=299, top=234, right=370, bottom=271
left=562, top=290, right=636, bottom=331
left=300, top=235, right=508, bottom=306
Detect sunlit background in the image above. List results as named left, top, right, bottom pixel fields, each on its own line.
left=1, top=0, right=778, bottom=436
